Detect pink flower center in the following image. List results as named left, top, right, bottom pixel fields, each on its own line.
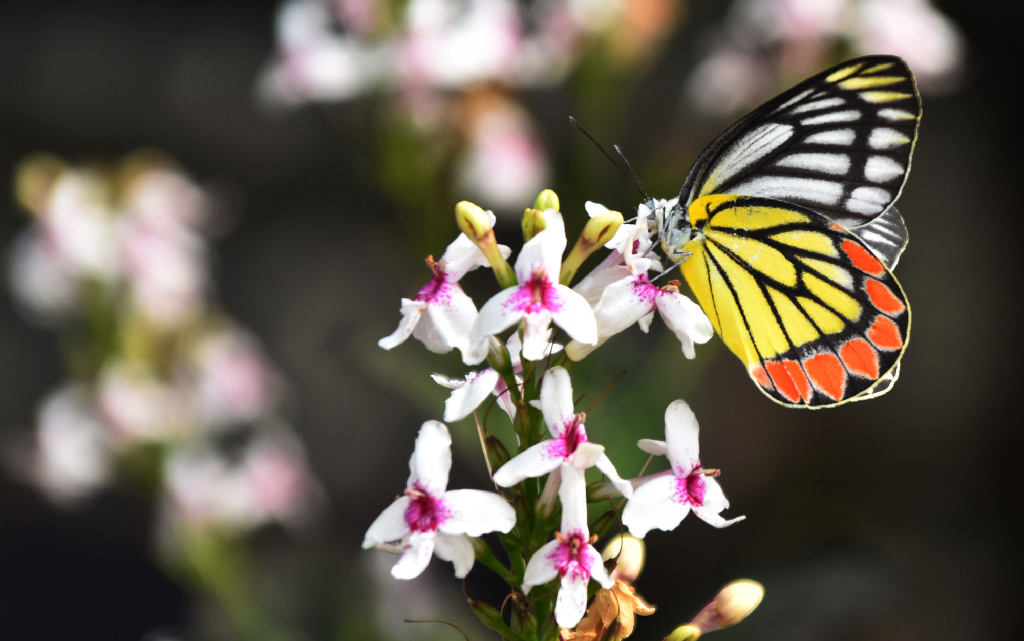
left=632, top=275, right=660, bottom=304
left=562, top=414, right=587, bottom=455
left=550, top=529, right=594, bottom=581
left=673, top=471, right=707, bottom=507
left=404, top=483, right=450, bottom=532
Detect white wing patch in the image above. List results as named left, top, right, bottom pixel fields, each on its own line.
left=732, top=176, right=844, bottom=206
left=878, top=108, right=915, bottom=121
left=864, top=156, right=904, bottom=183
left=701, top=123, right=795, bottom=195
left=846, top=186, right=891, bottom=214
left=804, top=129, right=856, bottom=145
left=801, top=110, right=862, bottom=126
left=790, top=97, right=846, bottom=114
left=868, top=127, right=911, bottom=149
left=775, top=153, right=850, bottom=175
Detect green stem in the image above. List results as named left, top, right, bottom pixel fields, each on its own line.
left=475, top=540, right=520, bottom=586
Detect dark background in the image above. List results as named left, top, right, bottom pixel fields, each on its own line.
left=0, top=1, right=1020, bottom=640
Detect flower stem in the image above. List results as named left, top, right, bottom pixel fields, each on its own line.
left=474, top=539, right=520, bottom=586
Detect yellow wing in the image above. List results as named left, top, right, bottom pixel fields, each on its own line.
left=679, top=194, right=910, bottom=407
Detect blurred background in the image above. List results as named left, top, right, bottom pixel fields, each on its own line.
left=0, top=1, right=1019, bottom=640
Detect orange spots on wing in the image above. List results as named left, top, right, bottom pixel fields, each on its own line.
left=864, top=279, right=906, bottom=315
left=803, top=353, right=847, bottom=402
left=765, top=360, right=801, bottom=403
left=783, top=360, right=813, bottom=403
left=866, top=315, right=903, bottom=350
left=751, top=365, right=773, bottom=390
left=842, top=239, right=885, bottom=276
left=839, top=338, right=880, bottom=379
left=828, top=222, right=845, bottom=232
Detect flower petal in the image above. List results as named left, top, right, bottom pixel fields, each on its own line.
left=441, top=489, right=517, bottom=536
left=362, top=496, right=411, bottom=548
left=550, top=285, right=598, bottom=346
left=637, top=439, right=667, bottom=456
left=491, top=441, right=564, bottom=486
left=558, top=463, right=589, bottom=534
left=555, top=573, right=589, bottom=629
left=656, top=292, right=714, bottom=359
left=692, top=476, right=745, bottom=528
left=590, top=277, right=656, bottom=340
left=664, top=400, right=700, bottom=477
left=417, top=285, right=478, bottom=355
left=431, top=373, right=465, bottom=390
left=391, top=530, right=436, bottom=580
left=520, top=308, right=555, bottom=362
left=621, top=475, right=692, bottom=538
left=569, top=442, right=605, bottom=470
left=442, top=369, right=500, bottom=422
left=439, top=233, right=492, bottom=281
left=408, top=421, right=452, bottom=495
left=637, top=311, right=656, bottom=333
left=594, top=453, right=633, bottom=498
left=433, top=533, right=476, bottom=578
left=515, top=223, right=563, bottom=285
left=539, top=367, right=575, bottom=436
left=378, top=299, right=425, bottom=350
left=522, top=539, right=561, bottom=593
left=473, top=286, right=525, bottom=342
left=574, top=262, right=631, bottom=306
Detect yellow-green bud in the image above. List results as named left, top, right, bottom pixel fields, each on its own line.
left=602, top=534, right=645, bottom=582
left=664, top=624, right=701, bottom=641
left=690, top=580, right=764, bottom=634
left=560, top=209, right=624, bottom=285
left=455, top=200, right=516, bottom=288
left=521, top=207, right=547, bottom=241
left=534, top=189, right=560, bottom=212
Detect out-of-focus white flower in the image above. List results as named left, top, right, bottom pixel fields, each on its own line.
left=124, top=168, right=209, bottom=234
left=731, top=0, right=849, bottom=42
left=97, top=363, right=192, bottom=443
left=10, top=386, right=114, bottom=506
left=119, top=216, right=207, bottom=326
left=42, top=171, right=120, bottom=281
left=685, top=45, right=773, bottom=117
left=8, top=228, right=80, bottom=322
left=457, top=100, right=550, bottom=211
left=380, top=218, right=511, bottom=363
left=622, top=400, right=744, bottom=537
left=163, top=426, right=320, bottom=532
left=193, top=330, right=277, bottom=427
left=850, top=0, right=964, bottom=92
left=473, top=212, right=597, bottom=361
left=522, top=464, right=613, bottom=628
left=363, top=421, right=516, bottom=579
left=491, top=367, right=632, bottom=497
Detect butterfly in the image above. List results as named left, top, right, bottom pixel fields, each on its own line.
left=650, top=55, right=919, bottom=408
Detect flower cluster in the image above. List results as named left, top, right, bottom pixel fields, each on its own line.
left=5, top=152, right=323, bottom=548
left=365, top=190, right=759, bottom=638
left=685, top=0, right=965, bottom=117
left=257, top=0, right=681, bottom=209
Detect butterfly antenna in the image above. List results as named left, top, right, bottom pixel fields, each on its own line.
left=612, top=144, right=650, bottom=201
left=569, top=116, right=649, bottom=200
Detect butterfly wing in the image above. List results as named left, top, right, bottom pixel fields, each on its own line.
left=679, top=194, right=910, bottom=407
left=849, top=204, right=908, bottom=269
left=678, top=55, right=921, bottom=229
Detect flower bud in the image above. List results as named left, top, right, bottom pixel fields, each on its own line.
left=690, top=580, right=764, bottom=634
left=521, top=207, right=548, bottom=241
left=560, top=209, right=624, bottom=285
left=468, top=597, right=506, bottom=631
left=14, top=153, right=67, bottom=216
left=534, top=189, right=560, bottom=212
left=664, top=624, right=702, bottom=641
left=485, top=435, right=511, bottom=469
left=602, top=534, right=645, bottom=582
left=456, top=200, right=516, bottom=288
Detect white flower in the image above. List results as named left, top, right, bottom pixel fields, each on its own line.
left=521, top=464, right=613, bottom=629
left=491, top=367, right=632, bottom=497
left=363, top=421, right=516, bottom=580
left=622, top=400, right=744, bottom=538
left=431, top=333, right=562, bottom=422
left=567, top=224, right=713, bottom=361
left=379, top=219, right=510, bottom=364
left=472, top=212, right=597, bottom=361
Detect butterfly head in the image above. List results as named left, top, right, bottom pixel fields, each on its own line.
left=644, top=196, right=692, bottom=265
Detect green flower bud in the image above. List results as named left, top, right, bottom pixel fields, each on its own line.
left=521, top=207, right=548, bottom=241
left=455, top=200, right=516, bottom=288
left=560, top=209, right=624, bottom=285
left=534, top=189, right=560, bottom=212
left=664, top=624, right=702, bottom=641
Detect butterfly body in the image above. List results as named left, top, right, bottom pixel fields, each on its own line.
left=653, top=55, right=919, bottom=408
